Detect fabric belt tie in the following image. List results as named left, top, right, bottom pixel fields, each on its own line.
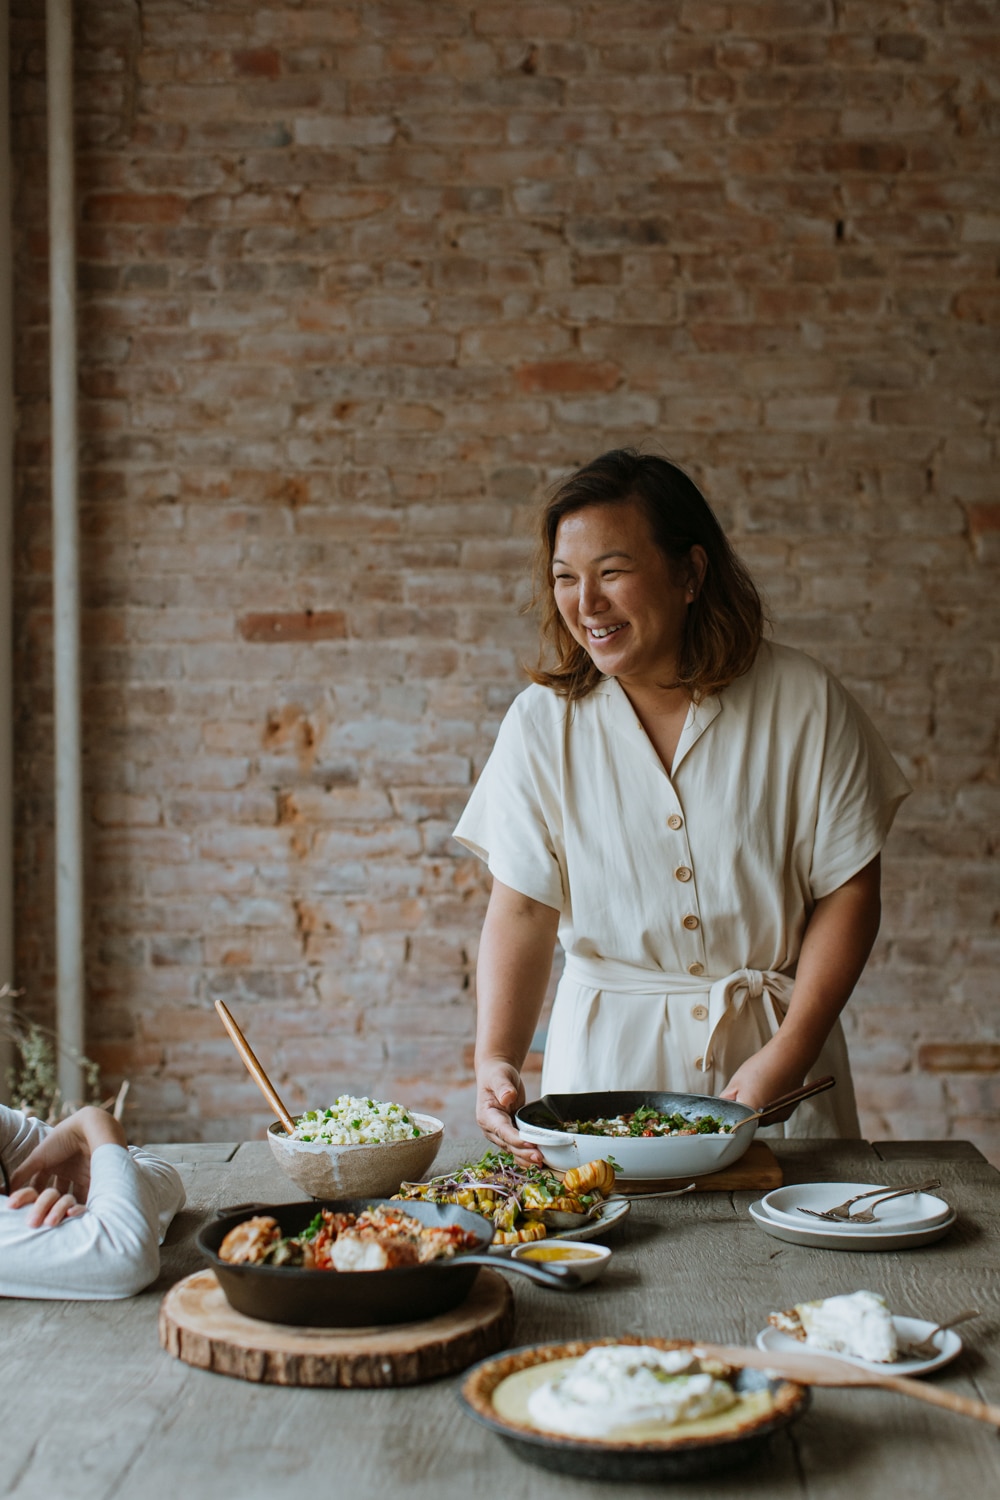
left=561, top=953, right=796, bottom=1074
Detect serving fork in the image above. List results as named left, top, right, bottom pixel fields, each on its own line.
left=795, top=1178, right=941, bottom=1223
left=902, top=1309, right=979, bottom=1360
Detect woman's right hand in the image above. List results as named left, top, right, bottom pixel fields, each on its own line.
left=476, top=1059, right=543, bottom=1164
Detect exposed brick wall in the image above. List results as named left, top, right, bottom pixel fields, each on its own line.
left=10, top=2, right=999, bottom=1155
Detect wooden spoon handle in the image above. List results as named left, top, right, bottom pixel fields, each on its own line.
left=878, top=1373, right=1000, bottom=1428
left=214, top=998, right=296, bottom=1134
left=695, top=1343, right=1000, bottom=1430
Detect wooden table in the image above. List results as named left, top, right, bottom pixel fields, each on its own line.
left=2, top=1138, right=999, bottom=1498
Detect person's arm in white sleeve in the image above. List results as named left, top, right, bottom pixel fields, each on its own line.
left=125, top=1144, right=186, bottom=1243
left=2, top=1106, right=184, bottom=1299
left=0, top=1105, right=52, bottom=1188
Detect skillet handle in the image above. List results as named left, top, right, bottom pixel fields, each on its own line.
left=454, top=1253, right=583, bottom=1291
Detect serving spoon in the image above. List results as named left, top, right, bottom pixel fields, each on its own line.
left=693, top=1341, right=1000, bottom=1429
left=214, top=998, right=297, bottom=1135
left=538, top=1182, right=697, bottom=1230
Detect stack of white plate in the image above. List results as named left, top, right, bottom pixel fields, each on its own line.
left=748, top=1181, right=956, bottom=1251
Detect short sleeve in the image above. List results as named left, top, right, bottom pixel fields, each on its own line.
left=453, top=691, right=566, bottom=912
left=809, top=673, right=912, bottom=899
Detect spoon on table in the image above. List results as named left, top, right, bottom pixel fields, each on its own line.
left=214, top=998, right=297, bottom=1136
left=728, top=1075, right=836, bottom=1132
left=694, top=1340, right=1000, bottom=1429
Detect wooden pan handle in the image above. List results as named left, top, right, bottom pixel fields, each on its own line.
left=731, top=1075, right=836, bottom=1132
left=214, top=998, right=296, bottom=1135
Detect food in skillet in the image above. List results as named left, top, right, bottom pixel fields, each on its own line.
left=217, top=1204, right=479, bottom=1272
left=565, top=1105, right=733, bottom=1138
left=769, top=1290, right=898, bottom=1363
left=394, top=1149, right=615, bottom=1244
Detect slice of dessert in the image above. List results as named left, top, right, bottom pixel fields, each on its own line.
left=768, top=1289, right=898, bottom=1363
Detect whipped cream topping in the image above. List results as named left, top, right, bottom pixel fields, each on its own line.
left=797, top=1290, right=898, bottom=1363
left=526, top=1345, right=737, bottom=1439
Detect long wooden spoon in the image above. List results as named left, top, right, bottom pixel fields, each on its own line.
left=214, top=998, right=296, bottom=1135
left=694, top=1341, right=1000, bottom=1429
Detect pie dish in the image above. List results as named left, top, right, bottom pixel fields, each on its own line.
left=459, top=1337, right=809, bottom=1481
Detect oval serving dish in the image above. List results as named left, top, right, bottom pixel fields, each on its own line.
left=516, top=1090, right=756, bottom=1180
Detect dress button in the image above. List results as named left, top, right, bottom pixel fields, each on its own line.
left=687, top=961, right=705, bottom=976
left=692, top=1003, right=708, bottom=1020
left=694, top=1056, right=704, bottom=1071
left=682, top=914, right=699, bottom=930
left=675, top=866, right=693, bottom=883
left=667, top=813, right=683, bottom=830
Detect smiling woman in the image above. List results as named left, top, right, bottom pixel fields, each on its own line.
left=535, top=451, right=762, bottom=706
left=454, top=450, right=912, bottom=1158
left=549, top=504, right=701, bottom=769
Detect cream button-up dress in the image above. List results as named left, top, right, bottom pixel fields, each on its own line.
left=454, top=642, right=911, bottom=1137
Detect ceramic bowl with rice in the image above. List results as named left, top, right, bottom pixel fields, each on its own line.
left=267, top=1095, right=444, bottom=1198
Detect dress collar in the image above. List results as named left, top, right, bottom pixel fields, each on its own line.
left=600, top=677, right=722, bottom=776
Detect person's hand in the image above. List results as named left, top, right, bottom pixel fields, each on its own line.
left=5, top=1183, right=85, bottom=1228
left=719, top=1041, right=807, bottom=1124
left=9, top=1106, right=128, bottom=1202
left=475, top=1059, right=543, bottom=1165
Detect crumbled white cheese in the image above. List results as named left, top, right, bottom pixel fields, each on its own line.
left=289, top=1096, right=421, bottom=1145
left=797, top=1290, right=898, bottom=1363
left=526, top=1345, right=737, bottom=1439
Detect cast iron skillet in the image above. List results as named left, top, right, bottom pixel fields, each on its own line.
left=197, top=1197, right=584, bottom=1328
left=516, top=1078, right=835, bottom=1179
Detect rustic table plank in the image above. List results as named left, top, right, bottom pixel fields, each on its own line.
left=1, top=1139, right=997, bottom=1500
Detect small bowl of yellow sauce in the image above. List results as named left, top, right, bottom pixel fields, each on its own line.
left=510, top=1240, right=612, bottom=1285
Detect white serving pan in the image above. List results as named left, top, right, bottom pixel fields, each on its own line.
left=515, top=1079, right=834, bottom=1181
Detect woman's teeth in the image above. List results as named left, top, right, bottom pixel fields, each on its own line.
left=590, top=623, right=626, bottom=639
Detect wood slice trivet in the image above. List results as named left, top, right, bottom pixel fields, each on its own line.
left=159, top=1268, right=515, bottom=1388
left=616, top=1141, right=783, bottom=1194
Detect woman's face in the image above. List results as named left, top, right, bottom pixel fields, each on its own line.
left=552, top=500, right=705, bottom=690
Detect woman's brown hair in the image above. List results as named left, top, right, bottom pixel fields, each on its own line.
left=528, top=449, right=765, bottom=701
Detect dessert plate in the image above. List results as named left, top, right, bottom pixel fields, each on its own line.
left=755, top=1316, right=962, bottom=1377
left=760, top=1182, right=951, bottom=1234
left=748, top=1199, right=957, bottom=1251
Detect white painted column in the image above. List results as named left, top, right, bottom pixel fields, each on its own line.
left=0, top=0, right=14, bottom=1083
left=47, top=0, right=84, bottom=1106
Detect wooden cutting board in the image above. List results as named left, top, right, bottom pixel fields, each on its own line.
left=616, top=1141, right=783, bottom=1194
left=159, top=1268, right=515, bottom=1388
